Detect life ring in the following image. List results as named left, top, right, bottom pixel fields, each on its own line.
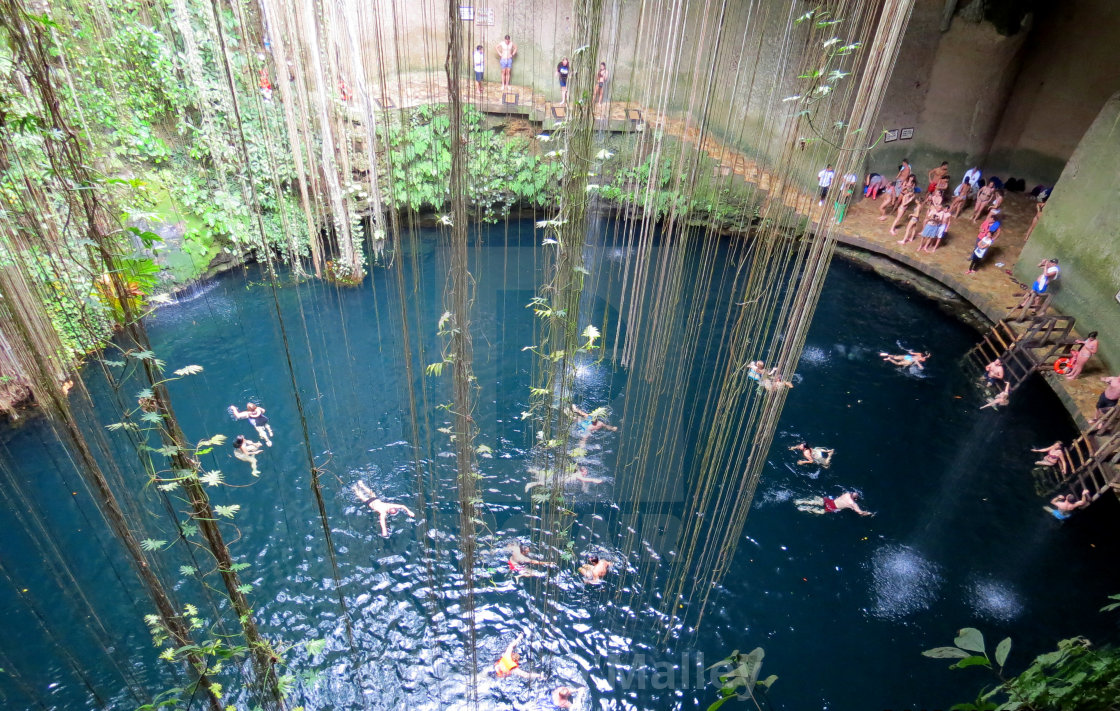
left=1054, top=357, right=1073, bottom=375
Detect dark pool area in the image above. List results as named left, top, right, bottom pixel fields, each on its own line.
left=1, top=219, right=1118, bottom=711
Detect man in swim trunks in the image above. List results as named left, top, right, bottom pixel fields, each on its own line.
left=494, top=632, right=542, bottom=679
left=353, top=481, right=416, bottom=537
left=1092, top=374, right=1120, bottom=425
left=926, top=161, right=948, bottom=194
left=507, top=543, right=552, bottom=577
left=496, top=35, right=517, bottom=89
left=1049, top=490, right=1090, bottom=519
left=983, top=358, right=1004, bottom=387
left=579, top=554, right=610, bottom=583
left=794, top=491, right=872, bottom=516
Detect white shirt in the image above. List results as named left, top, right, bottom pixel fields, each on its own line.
left=963, top=167, right=981, bottom=185
left=473, top=49, right=484, bottom=73
left=818, top=169, right=835, bottom=188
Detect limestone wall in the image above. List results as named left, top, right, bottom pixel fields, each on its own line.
left=868, top=0, right=1120, bottom=188
left=1014, top=92, right=1120, bottom=371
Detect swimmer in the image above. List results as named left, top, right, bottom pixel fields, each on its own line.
left=983, top=358, right=1004, bottom=387
left=578, top=554, right=610, bottom=583
left=790, top=443, right=834, bottom=467
left=794, top=492, right=872, bottom=516
left=507, top=543, right=554, bottom=577
left=525, top=465, right=605, bottom=493
left=1031, top=441, right=1068, bottom=476
left=232, top=435, right=263, bottom=477
left=745, top=360, right=766, bottom=382
left=880, top=350, right=929, bottom=369
left=352, top=481, right=415, bottom=537
left=230, top=402, right=274, bottom=447
left=759, top=368, right=794, bottom=391
left=980, top=382, right=1011, bottom=410
left=494, top=632, right=542, bottom=680
left=547, top=686, right=576, bottom=709
left=1049, top=490, right=1090, bottom=520
left=571, top=404, right=618, bottom=446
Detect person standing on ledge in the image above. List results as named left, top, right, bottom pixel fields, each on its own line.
left=594, top=62, right=608, bottom=107
left=1064, top=331, right=1098, bottom=380
left=927, top=161, right=949, bottom=194
left=473, top=44, right=485, bottom=93
left=556, top=57, right=570, bottom=105
left=496, top=35, right=517, bottom=89
left=1090, top=374, right=1120, bottom=426
left=817, top=164, right=834, bottom=206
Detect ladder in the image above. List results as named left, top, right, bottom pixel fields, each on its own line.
left=1044, top=407, right=1120, bottom=503
left=965, top=316, right=1077, bottom=395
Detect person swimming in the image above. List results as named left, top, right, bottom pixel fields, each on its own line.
left=578, top=554, right=610, bottom=583
left=493, top=632, right=542, bottom=680
left=571, top=404, right=619, bottom=446
left=790, top=443, right=834, bottom=467
left=232, top=435, right=263, bottom=477
left=352, top=481, right=415, bottom=537
left=880, top=350, right=928, bottom=369
left=794, top=491, right=872, bottom=516
left=507, top=543, right=553, bottom=577
left=980, top=382, right=1011, bottom=410
left=230, top=402, right=274, bottom=447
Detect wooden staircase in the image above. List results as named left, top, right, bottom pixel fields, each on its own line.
left=1041, top=407, right=1120, bottom=503
left=965, top=315, right=1077, bottom=394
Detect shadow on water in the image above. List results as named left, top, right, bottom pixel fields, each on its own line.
left=0, top=222, right=1118, bottom=711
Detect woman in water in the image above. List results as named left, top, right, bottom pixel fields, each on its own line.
left=571, top=404, right=619, bottom=446
left=790, top=443, right=834, bottom=467
left=494, top=632, right=542, bottom=679
left=980, top=382, right=1011, bottom=410
left=230, top=402, right=273, bottom=447
left=1064, top=331, right=1098, bottom=380
left=232, top=435, right=264, bottom=476
left=880, top=350, right=929, bottom=370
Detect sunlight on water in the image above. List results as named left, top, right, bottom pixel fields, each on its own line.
left=867, top=544, right=943, bottom=620
left=966, top=578, right=1024, bottom=622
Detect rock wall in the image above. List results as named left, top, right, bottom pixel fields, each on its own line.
left=868, top=0, right=1120, bottom=188
left=1014, top=92, right=1120, bottom=371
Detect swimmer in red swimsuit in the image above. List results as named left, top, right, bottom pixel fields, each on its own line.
left=795, top=492, right=872, bottom=516
left=507, top=543, right=552, bottom=577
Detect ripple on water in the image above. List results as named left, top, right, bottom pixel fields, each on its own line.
left=967, top=578, right=1024, bottom=622
left=867, top=544, right=943, bottom=620
left=800, top=345, right=829, bottom=365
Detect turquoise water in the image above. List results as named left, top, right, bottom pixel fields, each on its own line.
left=0, top=219, right=1117, bottom=710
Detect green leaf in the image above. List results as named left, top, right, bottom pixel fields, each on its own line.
left=214, top=504, right=241, bottom=518
left=173, top=365, right=203, bottom=376
left=306, top=639, right=327, bottom=657
left=141, top=538, right=167, bottom=551
left=951, top=655, right=991, bottom=670
left=179, top=566, right=196, bottom=577
left=955, top=628, right=986, bottom=654
left=200, top=470, right=224, bottom=487
left=235, top=583, right=252, bottom=594
left=994, top=637, right=1011, bottom=668
left=757, top=674, right=778, bottom=689
left=923, top=647, right=973, bottom=659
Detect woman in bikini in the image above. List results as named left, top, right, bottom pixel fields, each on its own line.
left=233, top=435, right=264, bottom=476
left=888, top=175, right=918, bottom=234
left=949, top=179, right=972, bottom=218
left=594, top=62, right=607, bottom=106
left=881, top=350, right=929, bottom=369
left=1064, top=332, right=1099, bottom=380
left=971, top=182, right=996, bottom=221
left=1031, top=441, right=1068, bottom=476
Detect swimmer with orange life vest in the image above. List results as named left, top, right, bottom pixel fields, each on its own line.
left=494, top=632, right=543, bottom=680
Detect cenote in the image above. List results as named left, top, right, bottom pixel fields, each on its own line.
left=2, top=218, right=1118, bottom=710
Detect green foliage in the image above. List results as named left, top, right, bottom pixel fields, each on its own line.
left=706, top=647, right=777, bottom=710
left=925, top=600, right=1120, bottom=711
left=378, top=105, right=562, bottom=220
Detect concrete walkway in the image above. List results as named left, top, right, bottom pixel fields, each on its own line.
left=367, top=74, right=1105, bottom=427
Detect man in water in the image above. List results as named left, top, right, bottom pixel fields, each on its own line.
left=579, top=554, right=610, bottom=583
left=508, top=543, right=553, bottom=577
left=572, top=404, right=619, bottom=447
left=1049, top=490, right=1090, bottom=519
left=547, top=686, right=575, bottom=708
left=795, top=492, right=872, bottom=516
left=790, top=443, right=834, bottom=467
left=496, top=35, right=517, bottom=88
left=352, top=481, right=415, bottom=537
left=494, top=632, right=542, bottom=680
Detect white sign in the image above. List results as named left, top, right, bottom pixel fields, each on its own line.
left=476, top=7, right=495, bottom=25
left=458, top=6, right=474, bottom=21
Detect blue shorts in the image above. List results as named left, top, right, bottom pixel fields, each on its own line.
left=1051, top=508, right=1070, bottom=521
left=475, top=71, right=483, bottom=81
left=500, top=58, right=512, bottom=69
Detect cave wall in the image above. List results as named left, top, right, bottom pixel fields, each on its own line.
left=867, top=0, right=1120, bottom=188
left=1014, top=92, right=1120, bottom=371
